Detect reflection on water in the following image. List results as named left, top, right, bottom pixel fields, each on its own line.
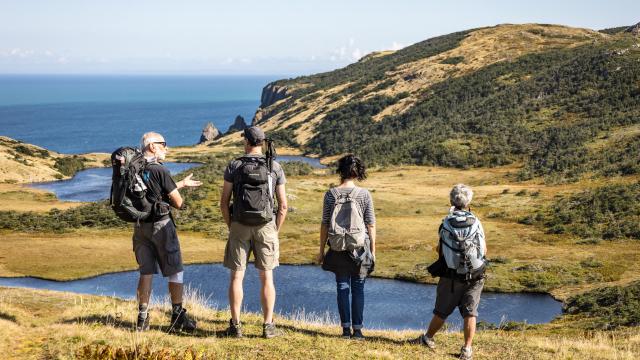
left=29, top=162, right=200, bottom=202
left=0, top=264, right=562, bottom=330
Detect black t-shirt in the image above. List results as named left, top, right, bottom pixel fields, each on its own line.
left=142, top=163, right=177, bottom=204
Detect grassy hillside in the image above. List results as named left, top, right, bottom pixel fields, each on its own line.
left=239, top=24, right=640, bottom=184
left=0, top=136, right=109, bottom=184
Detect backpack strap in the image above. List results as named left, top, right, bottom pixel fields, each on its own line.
left=347, top=186, right=362, bottom=201
left=329, top=187, right=341, bottom=204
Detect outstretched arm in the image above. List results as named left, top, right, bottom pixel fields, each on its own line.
left=168, top=173, right=201, bottom=209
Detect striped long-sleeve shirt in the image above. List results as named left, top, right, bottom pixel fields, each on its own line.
left=321, top=187, right=376, bottom=225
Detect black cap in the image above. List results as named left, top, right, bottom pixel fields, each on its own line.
left=242, top=126, right=265, bottom=145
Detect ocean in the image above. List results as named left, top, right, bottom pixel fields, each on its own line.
left=0, top=75, right=279, bottom=154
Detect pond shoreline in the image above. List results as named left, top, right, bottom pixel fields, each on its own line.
left=0, top=260, right=565, bottom=302
left=0, top=263, right=563, bottom=330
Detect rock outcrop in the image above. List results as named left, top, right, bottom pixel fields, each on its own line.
left=226, top=115, right=248, bottom=134
left=199, top=122, right=219, bottom=144
left=260, top=84, right=288, bottom=108
left=625, top=22, right=640, bottom=36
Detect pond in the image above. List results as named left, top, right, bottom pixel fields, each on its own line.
left=29, top=162, right=200, bottom=202
left=277, top=155, right=326, bottom=168
left=0, top=264, right=561, bottom=331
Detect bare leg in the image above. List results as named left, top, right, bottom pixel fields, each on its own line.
left=229, top=270, right=245, bottom=323
left=259, top=269, right=276, bottom=324
left=463, top=316, right=476, bottom=348
left=168, top=282, right=183, bottom=304
left=137, top=274, right=153, bottom=305
left=426, top=314, right=446, bottom=338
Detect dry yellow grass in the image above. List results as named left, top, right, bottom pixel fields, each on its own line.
left=0, top=286, right=638, bottom=359
left=0, top=184, right=84, bottom=212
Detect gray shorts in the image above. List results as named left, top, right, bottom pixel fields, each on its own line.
left=132, top=217, right=183, bottom=277
left=433, top=277, right=484, bottom=319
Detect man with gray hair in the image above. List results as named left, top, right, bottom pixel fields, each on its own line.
left=133, top=131, right=202, bottom=333
left=414, top=184, right=486, bottom=360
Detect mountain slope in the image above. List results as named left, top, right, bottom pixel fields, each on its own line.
left=226, top=23, right=640, bottom=182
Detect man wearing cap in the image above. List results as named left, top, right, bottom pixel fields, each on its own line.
left=134, top=131, right=202, bottom=333
left=220, top=126, right=288, bottom=338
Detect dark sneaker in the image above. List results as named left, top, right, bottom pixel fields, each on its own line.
left=341, top=327, right=351, bottom=339
left=459, top=346, right=473, bottom=360
left=351, top=329, right=365, bottom=341
left=225, top=318, right=243, bottom=338
left=136, top=311, right=150, bottom=332
left=410, top=334, right=436, bottom=349
left=169, top=308, right=197, bottom=333
left=262, top=322, right=283, bottom=339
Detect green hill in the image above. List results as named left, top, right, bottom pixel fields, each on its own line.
left=243, top=23, right=640, bottom=183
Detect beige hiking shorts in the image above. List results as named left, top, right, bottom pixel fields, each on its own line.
left=223, top=220, right=279, bottom=271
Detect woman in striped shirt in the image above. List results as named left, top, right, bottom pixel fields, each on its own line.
left=317, top=154, right=376, bottom=340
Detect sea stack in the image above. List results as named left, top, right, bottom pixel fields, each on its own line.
left=226, top=115, right=248, bottom=134
left=199, top=122, right=220, bottom=144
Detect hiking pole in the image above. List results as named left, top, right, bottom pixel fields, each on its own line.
left=265, top=138, right=276, bottom=173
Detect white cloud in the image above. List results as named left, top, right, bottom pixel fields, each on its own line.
left=390, top=41, right=405, bottom=51
left=351, top=48, right=363, bottom=61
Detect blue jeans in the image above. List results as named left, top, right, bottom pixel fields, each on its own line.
left=335, top=274, right=366, bottom=329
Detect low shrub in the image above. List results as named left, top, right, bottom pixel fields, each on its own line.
left=564, top=281, right=640, bottom=329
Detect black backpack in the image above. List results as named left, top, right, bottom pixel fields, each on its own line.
left=231, top=156, right=275, bottom=226
left=109, top=147, right=154, bottom=223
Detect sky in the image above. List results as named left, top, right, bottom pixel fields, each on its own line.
left=0, top=0, right=638, bottom=76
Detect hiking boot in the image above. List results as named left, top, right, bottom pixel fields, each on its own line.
left=410, top=334, right=436, bottom=349
left=262, top=322, right=283, bottom=339
left=341, top=327, right=351, bottom=339
left=225, top=318, right=243, bottom=338
left=459, top=346, right=473, bottom=360
left=169, top=308, right=197, bottom=333
left=136, top=311, right=150, bottom=332
left=351, top=329, right=365, bottom=341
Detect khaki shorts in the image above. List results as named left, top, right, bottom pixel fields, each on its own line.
left=223, top=221, right=279, bottom=271
left=433, top=277, right=484, bottom=319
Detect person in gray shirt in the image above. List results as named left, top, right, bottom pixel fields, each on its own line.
left=220, top=126, right=288, bottom=339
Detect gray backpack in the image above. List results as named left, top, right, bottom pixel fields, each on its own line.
left=439, top=210, right=486, bottom=280
left=327, top=187, right=367, bottom=251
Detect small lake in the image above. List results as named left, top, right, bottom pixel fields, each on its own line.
left=0, top=264, right=561, bottom=330
left=29, top=162, right=200, bottom=202
left=278, top=155, right=326, bottom=168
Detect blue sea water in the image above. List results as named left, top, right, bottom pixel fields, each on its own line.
left=0, top=75, right=278, bottom=154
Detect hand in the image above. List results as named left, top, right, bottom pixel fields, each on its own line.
left=316, top=253, right=324, bottom=265
left=180, top=174, right=202, bottom=188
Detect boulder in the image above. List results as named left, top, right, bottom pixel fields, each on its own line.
left=626, top=22, right=640, bottom=36
left=199, top=122, right=219, bottom=144
left=226, top=115, right=248, bottom=134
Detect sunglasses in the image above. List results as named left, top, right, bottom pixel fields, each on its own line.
left=153, top=141, right=167, bottom=147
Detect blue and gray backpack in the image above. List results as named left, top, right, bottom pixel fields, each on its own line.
left=439, top=209, right=487, bottom=281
